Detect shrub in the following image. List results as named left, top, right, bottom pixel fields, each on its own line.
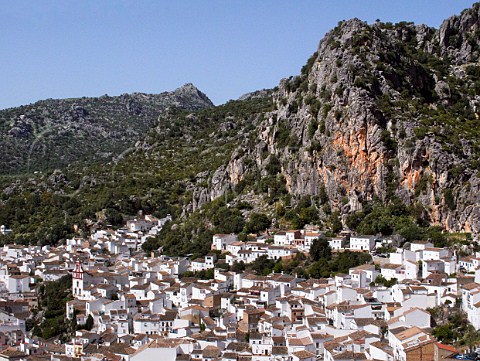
left=310, top=238, right=332, bottom=261
left=244, top=213, right=271, bottom=234
left=444, top=188, right=455, bottom=211
left=266, top=155, right=282, bottom=176
left=308, top=119, right=318, bottom=138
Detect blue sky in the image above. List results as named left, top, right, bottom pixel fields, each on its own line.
left=0, top=1, right=475, bottom=109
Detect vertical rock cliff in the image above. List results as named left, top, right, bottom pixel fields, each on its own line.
left=206, top=5, right=480, bottom=235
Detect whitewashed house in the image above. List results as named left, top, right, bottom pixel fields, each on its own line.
left=211, top=234, right=238, bottom=252
left=349, top=235, right=375, bottom=252
left=328, top=238, right=346, bottom=251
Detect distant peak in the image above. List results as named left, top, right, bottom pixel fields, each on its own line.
left=334, top=18, right=368, bottom=33
left=174, top=83, right=214, bottom=107
left=176, top=83, right=198, bottom=92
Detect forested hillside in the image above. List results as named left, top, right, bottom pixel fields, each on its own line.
left=1, top=4, right=480, bottom=252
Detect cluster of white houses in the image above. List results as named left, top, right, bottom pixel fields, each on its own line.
left=0, top=217, right=479, bottom=360
left=207, top=232, right=381, bottom=269
left=84, top=214, right=172, bottom=257
left=60, top=235, right=473, bottom=361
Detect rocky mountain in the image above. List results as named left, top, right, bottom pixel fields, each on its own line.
left=0, top=94, right=272, bottom=246
left=195, top=3, right=480, bottom=235
left=0, top=83, right=213, bottom=174
left=1, top=3, right=480, bottom=248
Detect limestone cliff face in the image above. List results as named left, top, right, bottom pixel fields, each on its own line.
left=438, top=3, right=480, bottom=64
left=205, top=6, right=480, bottom=235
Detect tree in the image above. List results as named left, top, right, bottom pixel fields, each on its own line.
left=105, top=208, right=123, bottom=226
left=266, top=155, right=281, bottom=175
left=85, top=315, right=94, bottom=331
left=142, top=237, right=160, bottom=253
left=308, top=259, right=330, bottom=278
left=231, top=261, right=246, bottom=273
left=374, top=274, right=397, bottom=287
left=393, top=216, right=421, bottom=242
left=196, top=268, right=214, bottom=280
left=310, top=238, right=332, bottom=261
left=345, top=211, right=365, bottom=230
left=249, top=255, right=276, bottom=275
left=328, top=211, right=343, bottom=234
left=211, top=206, right=245, bottom=234
left=244, top=213, right=270, bottom=234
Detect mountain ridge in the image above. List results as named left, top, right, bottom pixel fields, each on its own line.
left=1, top=4, right=480, bottom=247
left=0, top=83, right=213, bottom=174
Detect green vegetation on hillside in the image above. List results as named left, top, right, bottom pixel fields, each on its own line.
left=1, top=10, right=480, bottom=260
left=0, top=93, right=273, bottom=246
left=0, top=87, right=213, bottom=174
left=346, top=198, right=449, bottom=245
left=430, top=306, right=480, bottom=348
left=32, top=275, right=72, bottom=341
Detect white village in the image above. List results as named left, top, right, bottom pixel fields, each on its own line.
left=0, top=213, right=477, bottom=361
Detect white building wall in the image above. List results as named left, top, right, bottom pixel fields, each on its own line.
left=131, top=348, right=177, bottom=361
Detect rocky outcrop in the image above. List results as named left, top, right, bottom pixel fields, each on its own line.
left=437, top=3, right=480, bottom=64
left=202, top=5, right=480, bottom=235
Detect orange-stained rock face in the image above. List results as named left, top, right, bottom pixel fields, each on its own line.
left=331, top=128, right=384, bottom=194
left=285, top=173, right=292, bottom=193
left=402, top=168, right=421, bottom=190
left=227, top=158, right=245, bottom=185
